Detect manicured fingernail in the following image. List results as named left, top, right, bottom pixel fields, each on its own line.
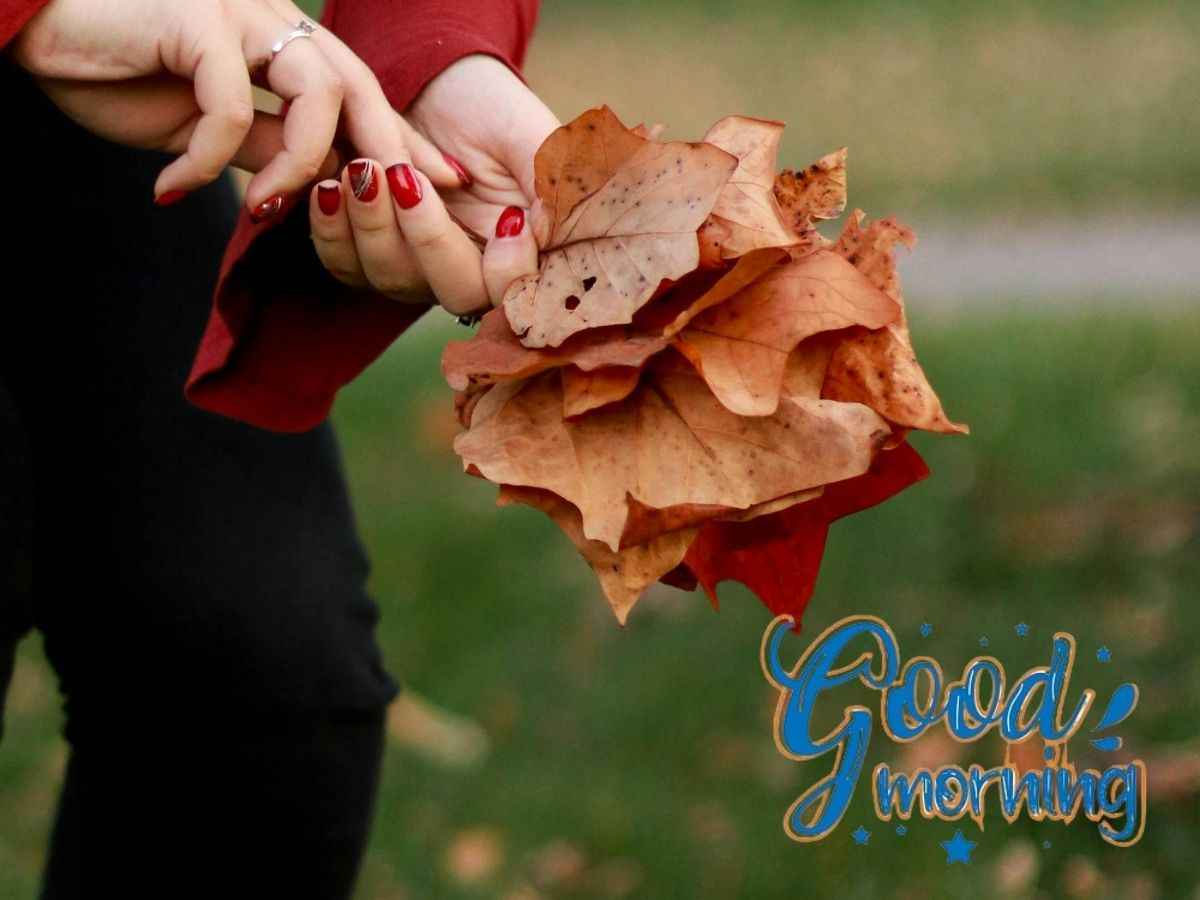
left=249, top=194, right=284, bottom=223
left=155, top=189, right=187, bottom=207
left=386, top=163, right=422, bottom=210
left=348, top=159, right=378, bottom=202
left=495, top=206, right=525, bottom=238
left=317, top=182, right=341, bottom=216
left=442, top=152, right=473, bottom=188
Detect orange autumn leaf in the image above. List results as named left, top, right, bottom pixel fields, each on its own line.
left=822, top=212, right=969, bottom=435
left=661, top=247, right=789, bottom=338
left=561, top=365, right=641, bottom=417
left=673, top=250, right=901, bottom=416
left=773, top=148, right=848, bottom=232
left=697, top=116, right=799, bottom=265
left=498, top=484, right=696, bottom=625
left=454, top=364, right=893, bottom=552
left=442, top=309, right=670, bottom=392
left=504, top=106, right=737, bottom=348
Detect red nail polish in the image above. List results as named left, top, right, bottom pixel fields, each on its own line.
left=348, top=160, right=377, bottom=202
left=442, top=152, right=473, bottom=188
left=317, top=183, right=341, bottom=216
left=249, top=194, right=284, bottom=223
left=155, top=189, right=187, bottom=207
left=495, top=206, right=525, bottom=238
left=386, top=163, right=422, bottom=210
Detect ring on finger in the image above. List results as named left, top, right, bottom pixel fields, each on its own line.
left=267, top=20, right=316, bottom=67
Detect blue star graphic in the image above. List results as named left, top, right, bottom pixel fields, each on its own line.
left=1015, top=622, right=1029, bottom=636
left=979, top=636, right=990, bottom=648
left=895, top=824, right=908, bottom=836
left=852, top=825, right=871, bottom=845
left=940, top=829, right=977, bottom=864
left=920, top=623, right=933, bottom=637
left=1042, top=840, right=1052, bottom=849
left=1097, top=646, right=1112, bottom=663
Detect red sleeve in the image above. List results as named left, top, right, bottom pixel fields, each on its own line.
left=186, top=0, right=540, bottom=433
left=0, top=0, right=50, bottom=47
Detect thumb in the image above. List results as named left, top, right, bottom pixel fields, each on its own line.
left=483, top=206, right=538, bottom=307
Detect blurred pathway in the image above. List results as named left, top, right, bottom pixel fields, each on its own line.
left=897, top=215, right=1198, bottom=312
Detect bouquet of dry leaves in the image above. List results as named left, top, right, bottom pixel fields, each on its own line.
left=442, top=106, right=966, bottom=628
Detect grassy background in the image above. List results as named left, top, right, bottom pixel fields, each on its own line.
left=5, top=308, right=1196, bottom=898
left=4, top=1, right=1200, bottom=898
left=524, top=0, right=1200, bottom=219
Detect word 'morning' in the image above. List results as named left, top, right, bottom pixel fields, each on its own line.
left=760, top=615, right=1144, bottom=846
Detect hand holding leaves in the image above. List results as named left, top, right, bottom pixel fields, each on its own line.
left=443, top=107, right=966, bottom=627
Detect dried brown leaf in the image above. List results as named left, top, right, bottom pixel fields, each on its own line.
left=822, top=212, right=968, bottom=434
left=773, top=148, right=848, bottom=231
left=442, top=309, right=669, bottom=392
left=661, top=247, right=789, bottom=338
left=498, top=485, right=696, bottom=624
left=562, top=365, right=641, bottom=417
left=697, top=116, right=799, bottom=264
left=455, top=366, right=892, bottom=551
left=673, top=250, right=901, bottom=416
left=504, top=106, right=736, bottom=348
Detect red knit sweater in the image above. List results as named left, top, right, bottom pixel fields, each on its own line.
left=1, top=0, right=539, bottom=431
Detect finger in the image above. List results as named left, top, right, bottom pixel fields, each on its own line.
left=154, top=24, right=255, bottom=197
left=273, top=11, right=464, bottom=190
left=483, top=207, right=539, bottom=306
left=158, top=107, right=339, bottom=181
left=309, top=180, right=368, bottom=288
left=342, top=159, right=428, bottom=302
left=403, top=120, right=471, bottom=192
left=244, top=19, right=344, bottom=211
left=386, top=164, right=489, bottom=315
left=232, top=117, right=340, bottom=180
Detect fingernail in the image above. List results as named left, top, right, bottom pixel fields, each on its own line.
left=495, top=206, right=525, bottom=238
left=249, top=194, right=284, bottom=223
left=348, top=159, right=378, bottom=202
left=386, top=163, right=422, bottom=210
left=155, top=189, right=188, bottom=208
left=442, top=152, right=473, bottom=188
left=317, top=182, right=341, bottom=216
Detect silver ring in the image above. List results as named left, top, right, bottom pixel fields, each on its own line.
left=268, top=20, right=315, bottom=65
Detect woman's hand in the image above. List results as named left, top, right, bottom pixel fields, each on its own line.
left=308, top=55, right=559, bottom=315
left=9, top=0, right=463, bottom=215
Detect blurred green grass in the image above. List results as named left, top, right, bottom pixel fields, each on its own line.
left=3, top=2, right=1198, bottom=898
left=3, top=306, right=1197, bottom=898
left=338, top=305, right=1200, bottom=900
left=524, top=0, right=1200, bottom=218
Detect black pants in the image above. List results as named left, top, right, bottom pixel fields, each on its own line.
left=1, top=64, right=398, bottom=898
